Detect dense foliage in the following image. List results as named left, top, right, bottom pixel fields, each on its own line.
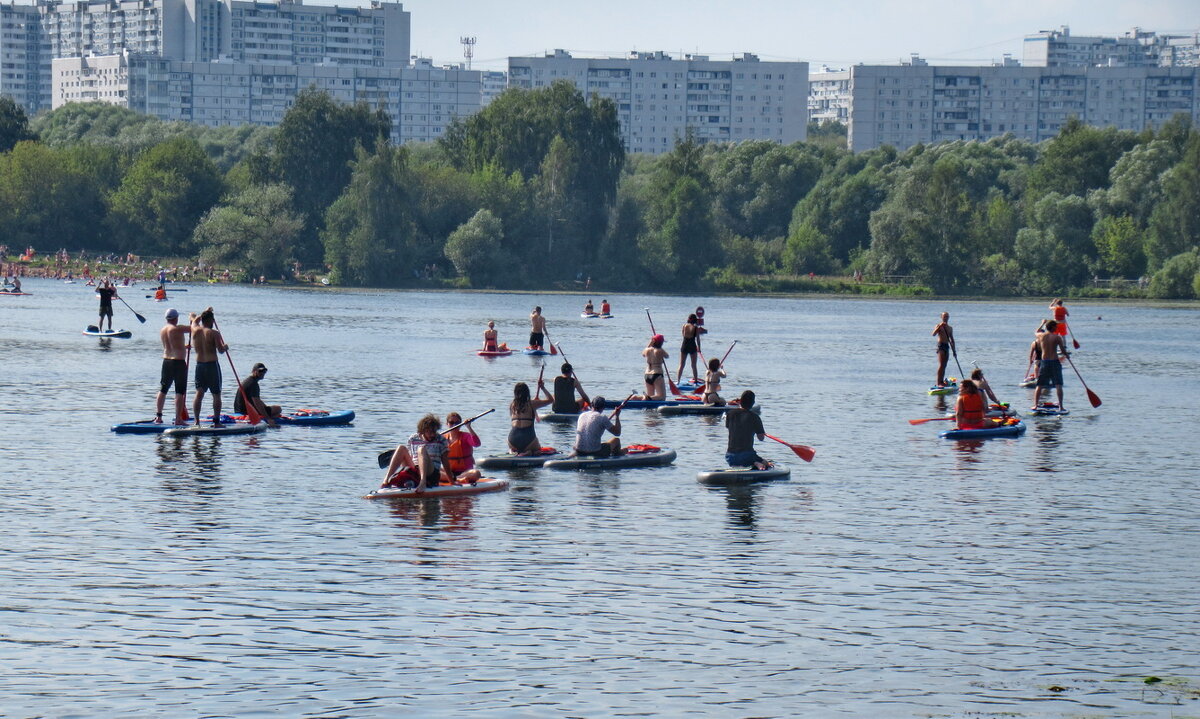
left=3, top=87, right=1199, bottom=297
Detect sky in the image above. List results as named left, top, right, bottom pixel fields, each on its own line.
left=366, top=0, right=1200, bottom=71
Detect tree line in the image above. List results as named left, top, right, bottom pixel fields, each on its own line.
left=2, top=83, right=1198, bottom=297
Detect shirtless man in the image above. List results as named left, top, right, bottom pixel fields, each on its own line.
left=931, top=312, right=956, bottom=387
left=97, top=280, right=117, bottom=331
left=483, top=321, right=499, bottom=351
left=1033, top=320, right=1070, bottom=410
left=529, top=306, right=547, bottom=350
left=155, top=308, right=193, bottom=424
left=190, top=307, right=228, bottom=427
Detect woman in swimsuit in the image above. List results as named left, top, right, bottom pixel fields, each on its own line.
left=508, top=381, right=552, bottom=455
left=483, top=321, right=499, bottom=351
left=634, top=334, right=669, bottom=400
left=702, top=357, right=727, bottom=406
left=675, top=313, right=701, bottom=383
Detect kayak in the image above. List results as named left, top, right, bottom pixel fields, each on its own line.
left=276, top=409, right=355, bottom=426
left=163, top=423, right=269, bottom=437
left=657, top=403, right=759, bottom=416
left=83, top=326, right=132, bottom=338
left=112, top=420, right=187, bottom=434
left=477, top=449, right=562, bottom=468
left=940, top=420, right=1027, bottom=439
left=697, top=465, right=790, bottom=485
left=477, top=349, right=513, bottom=357
left=928, top=380, right=958, bottom=396
left=543, top=446, right=676, bottom=470
left=1030, top=405, right=1070, bottom=416
left=522, top=348, right=551, bottom=356
left=537, top=411, right=581, bottom=423
left=365, top=478, right=510, bottom=500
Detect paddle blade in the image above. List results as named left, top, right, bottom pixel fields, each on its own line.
left=666, top=375, right=682, bottom=396
left=549, top=343, right=558, bottom=355
left=765, top=434, right=815, bottom=462
left=1087, top=388, right=1102, bottom=408
left=1073, top=338, right=1081, bottom=349
left=134, top=311, right=146, bottom=323
left=378, top=449, right=395, bottom=468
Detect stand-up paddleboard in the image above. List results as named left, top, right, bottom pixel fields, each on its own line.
left=1019, top=376, right=1037, bottom=388
left=522, top=347, right=551, bottom=356
left=477, top=348, right=513, bottom=357
left=617, top=398, right=703, bottom=409
left=657, top=403, right=759, bottom=416
left=940, top=420, right=1027, bottom=439
left=676, top=379, right=706, bottom=392
left=364, top=478, right=509, bottom=500
left=83, top=325, right=132, bottom=338
left=275, top=409, right=355, bottom=426
left=1030, top=405, right=1070, bottom=416
left=581, top=312, right=600, bottom=319
left=697, top=465, right=790, bottom=485
left=0, top=290, right=31, bottom=296
left=928, top=379, right=958, bottom=396
left=543, top=447, right=676, bottom=471
left=537, top=411, right=582, bottom=423
left=477, top=449, right=561, bottom=469
left=163, top=423, right=269, bottom=437
left=112, top=420, right=187, bottom=434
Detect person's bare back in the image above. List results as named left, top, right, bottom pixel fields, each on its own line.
left=192, top=325, right=225, bottom=362
left=1036, top=330, right=1066, bottom=362
left=160, top=321, right=190, bottom=359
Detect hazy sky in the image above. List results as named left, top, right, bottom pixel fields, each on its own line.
left=372, top=0, right=1200, bottom=71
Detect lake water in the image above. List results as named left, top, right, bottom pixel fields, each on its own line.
left=2, top=279, right=1198, bottom=717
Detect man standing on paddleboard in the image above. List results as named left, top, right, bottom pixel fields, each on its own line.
left=529, top=306, right=547, bottom=350
left=1033, top=320, right=1070, bottom=411
left=155, top=308, right=192, bottom=425
left=191, top=308, right=228, bottom=427
left=931, top=312, right=956, bottom=388
left=97, top=280, right=117, bottom=331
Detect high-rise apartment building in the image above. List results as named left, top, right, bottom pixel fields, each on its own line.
left=1023, top=26, right=1199, bottom=68
left=509, top=49, right=807, bottom=154
left=2, top=0, right=410, bottom=113
left=811, top=58, right=1199, bottom=152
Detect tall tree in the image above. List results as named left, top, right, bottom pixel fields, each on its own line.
left=194, top=183, right=304, bottom=278
left=323, top=145, right=416, bottom=286
left=1145, top=132, right=1200, bottom=270
left=0, top=97, right=36, bottom=152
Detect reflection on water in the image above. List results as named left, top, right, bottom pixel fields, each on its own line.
left=2, top=280, right=1199, bottom=717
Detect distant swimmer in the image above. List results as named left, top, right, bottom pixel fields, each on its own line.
left=931, top=312, right=956, bottom=387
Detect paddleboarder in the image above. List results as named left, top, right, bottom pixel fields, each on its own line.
left=1033, top=320, right=1070, bottom=411
left=190, top=307, right=228, bottom=427
left=380, top=414, right=455, bottom=490
left=675, top=313, right=702, bottom=384
left=633, top=334, right=669, bottom=401
left=703, top=357, right=727, bottom=406
left=969, top=367, right=1002, bottom=407
left=584, top=300, right=595, bottom=315
left=552, top=363, right=590, bottom=413
left=572, top=396, right=624, bottom=458
left=931, top=312, right=956, bottom=388
left=508, top=381, right=553, bottom=455
left=1049, top=298, right=1069, bottom=337
left=444, top=411, right=483, bottom=484
left=154, top=308, right=192, bottom=425
left=600, top=299, right=611, bottom=316
left=482, top=320, right=499, bottom=352
left=97, top=280, right=118, bottom=331
left=725, top=390, right=769, bottom=470
left=953, top=380, right=988, bottom=430
left=234, top=362, right=282, bottom=426
left=529, top=306, right=547, bottom=350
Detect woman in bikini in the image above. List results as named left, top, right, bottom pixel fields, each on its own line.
left=507, top=380, right=553, bottom=455
left=675, top=313, right=702, bottom=384
left=634, top=334, right=669, bottom=401
left=702, top=357, right=727, bottom=406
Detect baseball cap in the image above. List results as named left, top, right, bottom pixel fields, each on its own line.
left=252, top=362, right=267, bottom=372
left=164, top=308, right=179, bottom=320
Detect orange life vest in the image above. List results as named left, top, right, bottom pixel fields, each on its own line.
left=445, top=434, right=473, bottom=474
left=1052, top=306, right=1067, bottom=321
left=958, top=393, right=985, bottom=429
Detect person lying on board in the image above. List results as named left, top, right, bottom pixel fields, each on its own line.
left=381, top=413, right=455, bottom=490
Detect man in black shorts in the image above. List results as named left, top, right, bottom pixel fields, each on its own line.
left=155, top=308, right=192, bottom=424
left=235, top=362, right=282, bottom=426
left=97, top=280, right=117, bottom=331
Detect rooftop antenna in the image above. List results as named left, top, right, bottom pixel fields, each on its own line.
left=461, top=36, right=476, bottom=70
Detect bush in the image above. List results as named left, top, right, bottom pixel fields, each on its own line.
left=1147, top=251, right=1199, bottom=299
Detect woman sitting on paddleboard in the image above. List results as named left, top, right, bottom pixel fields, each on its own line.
left=954, top=380, right=991, bottom=430
left=584, top=300, right=594, bottom=315
left=703, top=357, right=727, bottom=406
left=444, top=411, right=483, bottom=483
left=508, top=381, right=552, bottom=456
left=634, top=334, right=669, bottom=401
left=483, top=321, right=499, bottom=352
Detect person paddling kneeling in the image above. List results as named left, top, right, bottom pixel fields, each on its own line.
left=572, top=396, right=624, bottom=458
left=725, top=390, right=770, bottom=470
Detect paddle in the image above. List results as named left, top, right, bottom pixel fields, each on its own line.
left=544, top=326, right=559, bottom=355
left=213, top=317, right=262, bottom=425
left=908, top=416, right=955, bottom=425
left=764, top=434, right=816, bottom=463
left=554, top=341, right=589, bottom=409
left=643, top=307, right=682, bottom=396
left=610, top=392, right=635, bottom=418
left=116, top=293, right=146, bottom=323
left=376, top=408, right=496, bottom=468
left=1068, top=324, right=1081, bottom=350
left=1064, top=353, right=1102, bottom=408
left=951, top=344, right=965, bottom=383
left=693, top=341, right=738, bottom=392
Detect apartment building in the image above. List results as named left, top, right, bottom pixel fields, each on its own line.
left=509, top=49, right=808, bottom=154
left=1024, top=26, right=1199, bottom=68
left=2, top=0, right=410, bottom=113
left=812, top=59, right=1200, bottom=152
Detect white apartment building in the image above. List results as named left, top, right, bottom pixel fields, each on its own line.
left=509, top=49, right=808, bottom=154
left=51, top=52, right=479, bottom=145
left=479, top=69, right=505, bottom=106
left=808, top=66, right=849, bottom=125
left=2, top=0, right=409, bottom=113
left=812, top=60, right=1200, bottom=152
left=1024, top=26, right=1199, bottom=68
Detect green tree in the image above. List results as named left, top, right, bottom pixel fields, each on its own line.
left=107, top=136, right=224, bottom=256
left=1092, top=215, right=1145, bottom=277
left=444, top=209, right=508, bottom=285
left=194, top=183, right=304, bottom=278
left=636, top=133, right=720, bottom=286
left=0, top=96, right=36, bottom=152
left=1147, top=250, right=1199, bottom=298
left=706, top=141, right=824, bottom=242
left=782, top=221, right=835, bottom=275
left=261, top=87, right=391, bottom=262
left=1145, top=132, right=1200, bottom=270
left=322, top=145, right=416, bottom=286
left=1027, top=117, right=1136, bottom=200
left=0, top=141, right=105, bottom=249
